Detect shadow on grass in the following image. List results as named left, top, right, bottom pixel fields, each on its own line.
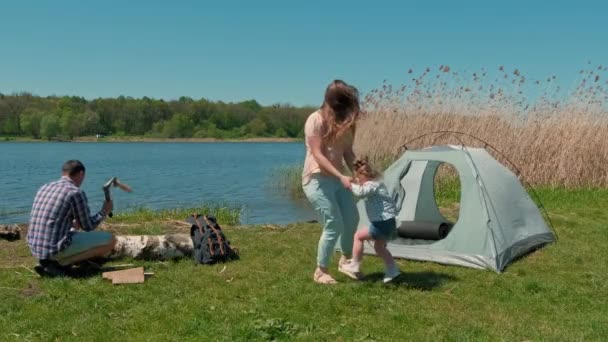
left=362, top=271, right=458, bottom=290
left=54, top=258, right=124, bottom=279
left=63, top=266, right=106, bottom=279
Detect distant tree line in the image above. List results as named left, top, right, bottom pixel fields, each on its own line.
left=0, top=92, right=317, bottom=139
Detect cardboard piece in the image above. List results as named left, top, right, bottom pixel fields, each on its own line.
left=102, top=267, right=145, bottom=285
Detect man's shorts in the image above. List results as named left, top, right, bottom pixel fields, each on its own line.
left=369, top=218, right=397, bottom=241
left=52, top=231, right=113, bottom=263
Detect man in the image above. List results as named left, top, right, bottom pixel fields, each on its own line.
left=28, top=160, right=116, bottom=277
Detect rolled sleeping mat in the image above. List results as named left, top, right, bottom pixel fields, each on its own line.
left=396, top=221, right=452, bottom=240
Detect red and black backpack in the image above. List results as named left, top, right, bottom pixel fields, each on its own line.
left=188, top=214, right=239, bottom=265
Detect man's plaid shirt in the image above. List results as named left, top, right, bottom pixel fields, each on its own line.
left=27, top=176, right=105, bottom=260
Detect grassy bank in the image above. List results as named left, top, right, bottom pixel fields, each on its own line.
left=110, top=203, right=242, bottom=225
left=1, top=188, right=607, bottom=340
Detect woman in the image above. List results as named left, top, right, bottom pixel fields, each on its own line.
left=302, top=80, right=361, bottom=284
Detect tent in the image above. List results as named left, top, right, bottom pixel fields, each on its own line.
left=357, top=145, right=555, bottom=272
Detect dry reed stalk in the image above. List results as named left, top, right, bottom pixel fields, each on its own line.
left=355, top=65, right=608, bottom=187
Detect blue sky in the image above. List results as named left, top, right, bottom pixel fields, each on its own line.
left=0, top=0, right=606, bottom=106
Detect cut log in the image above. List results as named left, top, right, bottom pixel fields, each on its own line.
left=0, top=224, right=21, bottom=241
left=107, top=234, right=193, bottom=260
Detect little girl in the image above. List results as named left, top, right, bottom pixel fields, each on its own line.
left=341, top=157, right=400, bottom=283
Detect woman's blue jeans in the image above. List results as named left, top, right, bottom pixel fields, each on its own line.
left=303, top=174, right=359, bottom=268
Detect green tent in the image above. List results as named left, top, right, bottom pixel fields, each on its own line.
left=358, top=145, right=555, bottom=272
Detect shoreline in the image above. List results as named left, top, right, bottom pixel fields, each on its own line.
left=1, top=136, right=301, bottom=143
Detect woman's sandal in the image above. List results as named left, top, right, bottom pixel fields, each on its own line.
left=313, top=271, right=338, bottom=285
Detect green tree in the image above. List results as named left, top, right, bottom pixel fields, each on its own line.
left=82, top=110, right=100, bottom=135
left=40, top=115, right=60, bottom=140
left=246, top=118, right=268, bottom=136
left=162, top=113, right=194, bottom=138
left=0, top=93, right=313, bottom=140
left=239, top=99, right=262, bottom=112
left=274, top=128, right=288, bottom=138
left=19, top=109, right=43, bottom=138
left=59, top=110, right=85, bottom=139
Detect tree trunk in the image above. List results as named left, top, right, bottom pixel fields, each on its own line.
left=108, top=234, right=193, bottom=260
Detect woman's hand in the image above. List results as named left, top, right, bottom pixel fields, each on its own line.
left=340, top=175, right=353, bottom=190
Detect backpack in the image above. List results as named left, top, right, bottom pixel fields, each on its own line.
left=188, top=214, right=239, bottom=265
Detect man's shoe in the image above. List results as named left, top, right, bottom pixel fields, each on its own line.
left=34, top=260, right=69, bottom=278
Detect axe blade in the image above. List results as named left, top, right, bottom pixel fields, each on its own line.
left=103, top=177, right=117, bottom=190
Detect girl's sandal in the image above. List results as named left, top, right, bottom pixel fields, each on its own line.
left=313, top=271, right=338, bottom=285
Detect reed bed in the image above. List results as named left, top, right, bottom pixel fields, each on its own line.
left=355, top=64, right=608, bottom=187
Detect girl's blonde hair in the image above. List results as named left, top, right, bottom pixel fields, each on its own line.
left=354, top=156, right=379, bottom=179
left=320, top=80, right=360, bottom=144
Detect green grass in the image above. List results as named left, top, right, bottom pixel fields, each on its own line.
left=112, top=203, right=242, bottom=225
left=1, top=189, right=607, bottom=340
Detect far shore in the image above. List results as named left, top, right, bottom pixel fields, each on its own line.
left=1, top=136, right=301, bottom=143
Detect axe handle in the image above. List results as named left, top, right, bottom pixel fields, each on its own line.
left=102, top=177, right=130, bottom=219
left=103, top=188, right=113, bottom=218
left=115, top=182, right=132, bottom=193
left=103, top=188, right=112, bottom=201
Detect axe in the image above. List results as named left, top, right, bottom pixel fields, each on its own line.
left=102, top=177, right=133, bottom=218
